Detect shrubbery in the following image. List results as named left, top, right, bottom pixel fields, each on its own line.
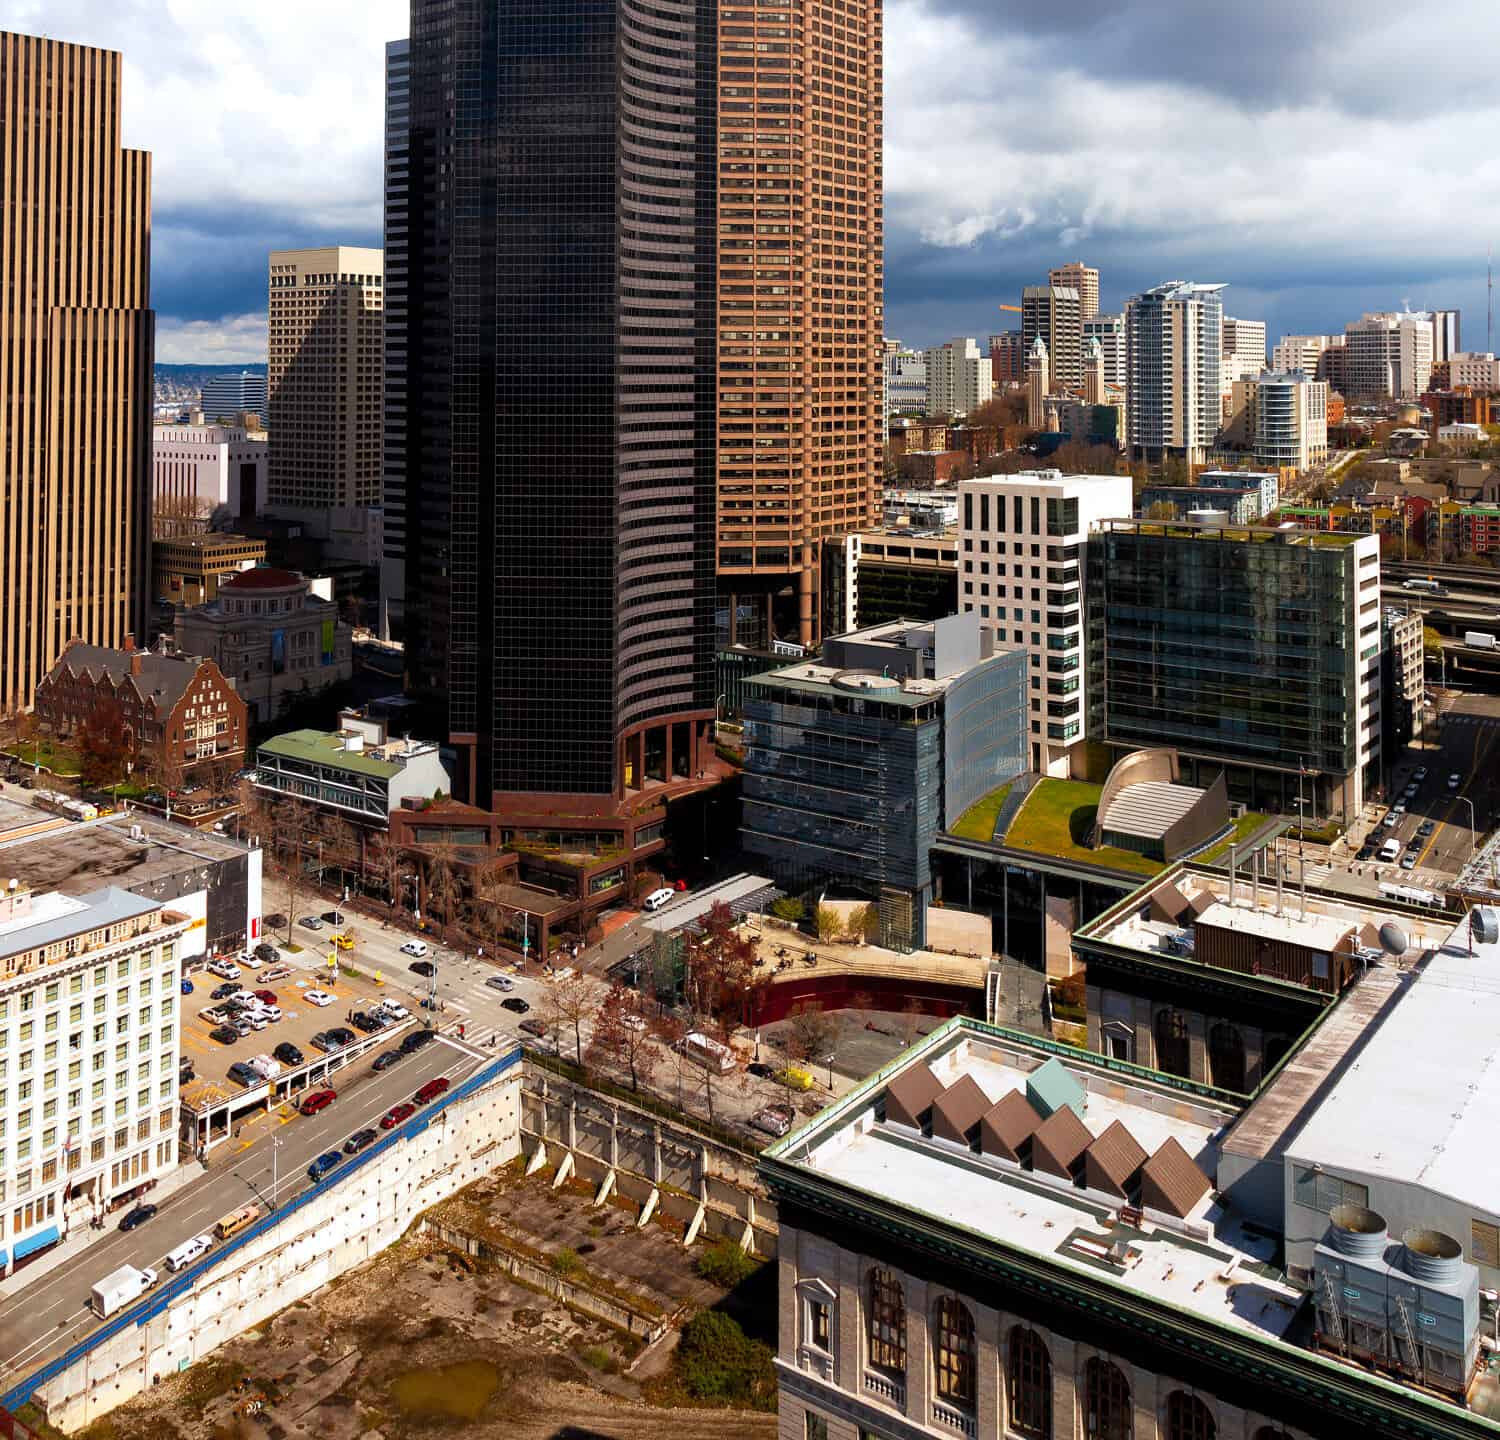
left=674, top=1309, right=776, bottom=1410
left=695, top=1239, right=760, bottom=1289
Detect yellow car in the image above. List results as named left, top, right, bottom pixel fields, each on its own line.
left=331, top=932, right=355, bottom=951
left=774, top=1066, right=815, bottom=1093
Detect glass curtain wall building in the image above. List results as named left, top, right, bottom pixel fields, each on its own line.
left=1088, top=520, right=1382, bottom=822
left=400, top=0, right=718, bottom=810
left=741, top=617, right=1026, bottom=950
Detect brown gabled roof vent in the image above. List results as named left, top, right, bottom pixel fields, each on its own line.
left=1148, top=880, right=1191, bottom=926
left=884, top=1064, right=943, bottom=1131
left=1084, top=1120, right=1149, bottom=1199
left=1031, top=1105, right=1092, bottom=1182
left=979, top=1090, right=1043, bottom=1162
left=930, top=1074, right=991, bottom=1150
left=1139, top=1136, right=1212, bottom=1218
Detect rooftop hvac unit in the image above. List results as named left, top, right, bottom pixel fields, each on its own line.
left=1471, top=907, right=1499, bottom=946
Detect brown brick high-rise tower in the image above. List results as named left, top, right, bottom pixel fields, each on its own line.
left=0, top=32, right=154, bottom=717
left=715, top=0, right=884, bottom=649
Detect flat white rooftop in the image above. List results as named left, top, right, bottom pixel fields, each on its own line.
left=1284, top=912, right=1500, bottom=1208
left=1195, top=901, right=1352, bottom=950
left=785, top=1025, right=1304, bottom=1342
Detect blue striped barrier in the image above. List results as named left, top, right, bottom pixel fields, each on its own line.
left=1, top=1046, right=520, bottom=1413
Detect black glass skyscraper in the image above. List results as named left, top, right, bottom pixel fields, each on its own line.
left=399, top=0, right=718, bottom=811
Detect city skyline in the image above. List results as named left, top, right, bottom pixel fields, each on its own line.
left=6, top=0, right=1500, bottom=361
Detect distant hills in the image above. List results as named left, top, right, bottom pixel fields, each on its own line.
left=156, top=362, right=266, bottom=380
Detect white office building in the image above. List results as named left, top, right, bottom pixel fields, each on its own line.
left=152, top=424, right=267, bottom=533
left=884, top=346, right=929, bottom=422
left=1124, top=282, right=1225, bottom=465
left=1082, top=313, right=1126, bottom=391
left=0, top=884, right=189, bottom=1270
left=1223, top=371, right=1329, bottom=471
left=1222, top=317, right=1267, bottom=370
left=958, top=470, right=1132, bottom=777
left=1271, top=333, right=1339, bottom=376
left=1343, top=312, right=1434, bottom=401
left=924, top=338, right=992, bottom=419
left=1448, top=351, right=1500, bottom=391
left=199, top=372, right=267, bottom=422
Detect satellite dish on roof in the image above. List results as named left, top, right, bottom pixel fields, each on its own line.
left=1378, top=921, right=1409, bottom=956
left=1472, top=908, right=1500, bottom=946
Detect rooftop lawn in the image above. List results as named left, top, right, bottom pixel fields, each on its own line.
left=949, top=781, right=1013, bottom=842
left=1196, top=810, right=1273, bottom=865
left=1002, top=778, right=1163, bottom=878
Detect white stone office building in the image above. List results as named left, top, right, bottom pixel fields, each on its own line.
left=924, top=338, right=992, bottom=420
left=1083, top=314, right=1126, bottom=391
left=1343, top=312, right=1434, bottom=401
left=884, top=346, right=930, bottom=423
left=1124, top=282, right=1225, bottom=465
left=1271, top=334, right=1339, bottom=377
left=1447, top=351, right=1500, bottom=391
left=152, top=424, right=267, bottom=533
left=958, top=471, right=1132, bottom=777
left=0, top=884, right=188, bottom=1269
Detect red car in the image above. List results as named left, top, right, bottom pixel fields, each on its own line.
left=254, top=989, right=278, bottom=1005
left=299, top=1088, right=337, bottom=1116
left=381, top=1102, right=416, bottom=1130
left=414, top=1076, right=449, bottom=1105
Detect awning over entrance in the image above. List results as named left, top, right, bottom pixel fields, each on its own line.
left=13, top=1226, right=58, bottom=1261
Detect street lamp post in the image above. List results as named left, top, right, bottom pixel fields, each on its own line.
left=269, top=1134, right=282, bottom=1212
left=1458, top=796, right=1478, bottom=862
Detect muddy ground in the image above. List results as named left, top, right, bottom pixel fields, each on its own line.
left=67, top=1168, right=777, bottom=1440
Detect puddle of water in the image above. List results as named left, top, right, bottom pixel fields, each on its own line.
left=389, top=1359, right=499, bottom=1421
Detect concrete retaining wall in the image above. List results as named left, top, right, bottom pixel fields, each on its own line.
left=33, top=1064, right=523, bottom=1434
left=419, top=1218, right=671, bottom=1342
left=520, top=1068, right=778, bottom=1254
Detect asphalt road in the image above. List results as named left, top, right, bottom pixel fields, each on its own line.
left=0, top=1034, right=478, bottom=1387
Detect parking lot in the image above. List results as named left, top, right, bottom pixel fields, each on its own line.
left=180, top=944, right=424, bottom=1126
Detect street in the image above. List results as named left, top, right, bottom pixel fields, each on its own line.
left=0, top=1035, right=475, bottom=1389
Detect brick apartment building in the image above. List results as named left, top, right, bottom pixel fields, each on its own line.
left=34, top=639, right=247, bottom=779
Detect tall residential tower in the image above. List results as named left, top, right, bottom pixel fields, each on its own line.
left=397, top=0, right=882, bottom=819
left=0, top=32, right=154, bottom=716
left=1125, top=281, right=1225, bottom=465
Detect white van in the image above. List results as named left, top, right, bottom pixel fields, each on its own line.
left=166, top=1233, right=213, bottom=1272
left=642, top=887, right=675, bottom=912
left=1378, top=838, right=1400, bottom=863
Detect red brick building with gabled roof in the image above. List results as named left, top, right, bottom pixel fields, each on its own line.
left=33, top=637, right=247, bottom=781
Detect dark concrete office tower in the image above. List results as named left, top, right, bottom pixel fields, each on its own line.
left=0, top=33, right=153, bottom=717
left=402, top=0, right=719, bottom=817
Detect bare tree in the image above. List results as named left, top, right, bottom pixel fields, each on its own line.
left=542, top=971, right=595, bottom=1069
left=277, top=798, right=318, bottom=940
left=586, top=983, right=659, bottom=1093
left=785, top=1002, right=840, bottom=1077
left=151, top=490, right=215, bottom=541
left=365, top=830, right=406, bottom=907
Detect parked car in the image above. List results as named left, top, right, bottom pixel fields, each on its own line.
left=200, top=1007, right=228, bottom=1026
left=752, top=1104, right=795, bottom=1138
left=500, top=997, right=531, bottom=1015
left=331, top=933, right=355, bottom=951
left=299, top=1088, right=337, bottom=1116
left=377, top=1000, right=410, bottom=1021
left=413, top=1076, right=449, bottom=1105
left=307, top=1150, right=342, bottom=1181
left=322, top=911, right=345, bottom=926
left=211, top=983, right=241, bottom=1000
left=238, top=953, right=263, bottom=971
left=1414, top=766, right=1429, bottom=782
left=253, top=943, right=278, bottom=962
left=242, top=1012, right=268, bottom=1031
left=484, top=975, right=515, bottom=993
left=304, top=989, right=334, bottom=1007
left=1381, top=812, right=1398, bottom=829
left=299, top=916, right=324, bottom=932
left=209, top=1026, right=239, bottom=1046
left=1418, top=820, right=1437, bottom=837
left=399, top=1030, right=436, bottom=1055
left=518, top=1017, right=548, bottom=1038
left=351, top=1012, right=384, bottom=1033
left=259, top=1005, right=283, bottom=1023
left=1400, top=854, right=1418, bottom=870
left=207, top=959, right=239, bottom=980
left=381, top=1102, right=416, bottom=1129
left=372, top=1049, right=404, bottom=1072
left=264, top=912, right=287, bottom=929
left=273, top=1042, right=304, bottom=1066
left=310, top=1031, right=339, bottom=1053
left=747, top=1062, right=774, bottom=1080
left=180, top=978, right=194, bottom=995
left=1356, top=843, right=1376, bottom=861
left=118, top=1203, right=158, bottom=1233
left=399, top=940, right=429, bottom=958
left=230, top=1017, right=254, bottom=1037
left=261, top=964, right=292, bottom=983
left=253, top=989, right=278, bottom=1005
left=408, top=960, right=437, bottom=978
left=325, top=1026, right=355, bottom=1046
left=228, top=1062, right=264, bottom=1086
left=343, top=1128, right=377, bottom=1155
left=178, top=1060, right=195, bottom=1084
